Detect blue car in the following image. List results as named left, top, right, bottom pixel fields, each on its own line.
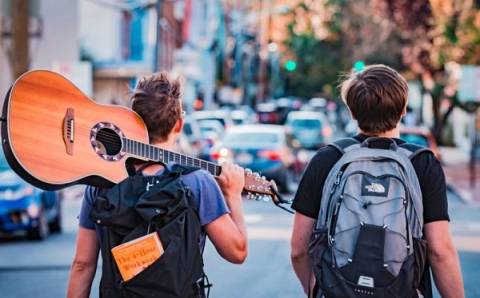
left=285, top=111, right=332, bottom=149
left=210, top=125, right=296, bottom=193
left=0, top=146, right=62, bottom=240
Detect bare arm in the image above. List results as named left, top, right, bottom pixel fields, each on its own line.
left=424, top=221, right=464, bottom=298
left=291, top=212, right=315, bottom=295
left=67, top=227, right=99, bottom=298
left=206, top=162, right=247, bottom=264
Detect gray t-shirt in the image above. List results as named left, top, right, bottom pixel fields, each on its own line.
left=78, top=165, right=229, bottom=249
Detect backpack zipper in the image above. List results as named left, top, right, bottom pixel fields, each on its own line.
left=329, top=170, right=413, bottom=254
left=325, top=170, right=343, bottom=228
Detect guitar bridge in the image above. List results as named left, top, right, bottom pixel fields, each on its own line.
left=63, top=108, right=74, bottom=155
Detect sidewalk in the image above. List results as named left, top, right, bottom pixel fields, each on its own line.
left=440, top=147, right=480, bottom=203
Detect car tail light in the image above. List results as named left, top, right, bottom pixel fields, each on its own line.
left=259, top=150, right=281, bottom=161
left=210, top=151, right=220, bottom=160
left=211, top=148, right=230, bottom=160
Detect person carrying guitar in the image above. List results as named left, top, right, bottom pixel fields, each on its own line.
left=67, top=72, right=248, bottom=297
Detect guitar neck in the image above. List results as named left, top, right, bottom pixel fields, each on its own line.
left=122, top=138, right=222, bottom=176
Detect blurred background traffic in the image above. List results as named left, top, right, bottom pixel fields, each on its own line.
left=0, top=0, right=479, bottom=297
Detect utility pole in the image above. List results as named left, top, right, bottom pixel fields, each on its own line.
left=154, top=0, right=163, bottom=72
left=10, top=0, right=30, bottom=79
left=257, top=0, right=272, bottom=103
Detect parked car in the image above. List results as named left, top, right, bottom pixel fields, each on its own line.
left=309, top=97, right=327, bottom=111
left=0, top=146, right=62, bottom=240
left=231, top=110, right=256, bottom=125
left=256, top=102, right=279, bottom=124
left=285, top=111, right=333, bottom=149
left=211, top=125, right=296, bottom=193
left=400, top=126, right=441, bottom=160
left=198, top=119, right=225, bottom=149
left=192, top=110, right=234, bottom=129
left=181, top=116, right=210, bottom=159
left=275, top=97, right=302, bottom=124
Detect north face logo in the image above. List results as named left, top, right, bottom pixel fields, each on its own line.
left=365, top=182, right=385, bottom=193
left=361, top=176, right=390, bottom=197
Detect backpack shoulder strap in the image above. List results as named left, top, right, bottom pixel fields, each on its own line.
left=328, top=137, right=360, bottom=155
left=398, top=143, right=433, bottom=160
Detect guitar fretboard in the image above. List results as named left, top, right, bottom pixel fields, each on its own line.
left=122, top=138, right=221, bottom=176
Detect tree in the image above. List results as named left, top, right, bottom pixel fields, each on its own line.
left=8, top=0, right=30, bottom=80
left=281, top=1, right=347, bottom=99
left=281, top=0, right=406, bottom=99
left=373, top=0, right=480, bottom=143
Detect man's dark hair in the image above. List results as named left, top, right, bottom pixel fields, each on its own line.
left=131, top=72, right=182, bottom=143
left=340, top=64, right=408, bottom=134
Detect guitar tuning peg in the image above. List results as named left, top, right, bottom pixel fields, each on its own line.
left=261, top=176, right=266, bottom=180
left=254, top=172, right=260, bottom=178
left=255, top=194, right=262, bottom=201
left=245, top=168, right=253, bottom=174
left=262, top=196, right=270, bottom=202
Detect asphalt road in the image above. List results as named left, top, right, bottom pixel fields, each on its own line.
left=0, top=186, right=478, bottom=298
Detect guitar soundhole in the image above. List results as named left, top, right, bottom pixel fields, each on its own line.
left=90, top=122, right=126, bottom=161
left=96, top=128, right=122, bottom=155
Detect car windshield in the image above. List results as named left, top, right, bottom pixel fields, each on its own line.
left=400, top=133, right=429, bottom=147
left=289, top=119, right=322, bottom=128
left=0, top=147, right=10, bottom=172
left=200, top=126, right=218, bottom=133
left=223, top=131, right=281, bottom=147
left=198, top=117, right=225, bottom=127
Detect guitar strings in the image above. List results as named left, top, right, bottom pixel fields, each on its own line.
left=93, top=131, right=222, bottom=171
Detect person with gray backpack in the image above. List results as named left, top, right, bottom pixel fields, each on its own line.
left=291, top=65, right=464, bottom=297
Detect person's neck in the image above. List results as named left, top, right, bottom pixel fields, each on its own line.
left=151, top=139, right=176, bottom=151
left=360, top=127, right=400, bottom=138
left=136, top=137, right=176, bottom=175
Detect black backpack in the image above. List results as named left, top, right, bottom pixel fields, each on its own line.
left=90, top=164, right=208, bottom=298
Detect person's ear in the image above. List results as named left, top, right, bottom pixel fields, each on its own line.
left=173, top=118, right=184, bottom=134
left=401, top=105, right=408, bottom=117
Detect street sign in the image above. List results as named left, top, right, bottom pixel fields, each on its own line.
left=458, top=65, right=480, bottom=103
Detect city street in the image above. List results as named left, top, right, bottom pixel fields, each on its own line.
left=0, top=1, right=478, bottom=297
left=0, top=186, right=478, bottom=297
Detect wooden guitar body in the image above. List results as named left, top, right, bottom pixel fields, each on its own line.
left=1, top=70, right=149, bottom=190
left=1, top=70, right=279, bottom=203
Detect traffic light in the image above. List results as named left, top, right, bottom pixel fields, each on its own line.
left=353, top=60, right=366, bottom=72
left=284, top=60, right=297, bottom=72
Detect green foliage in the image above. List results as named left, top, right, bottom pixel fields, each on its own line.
left=282, top=32, right=346, bottom=98
left=281, top=2, right=347, bottom=98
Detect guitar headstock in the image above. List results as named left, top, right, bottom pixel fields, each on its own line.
left=243, top=169, right=276, bottom=201
left=242, top=169, right=294, bottom=213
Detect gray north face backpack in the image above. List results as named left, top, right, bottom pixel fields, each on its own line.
left=309, top=137, right=430, bottom=298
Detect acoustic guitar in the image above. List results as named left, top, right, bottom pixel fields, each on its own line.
left=1, top=70, right=284, bottom=203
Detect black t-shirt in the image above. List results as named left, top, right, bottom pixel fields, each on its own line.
left=292, top=134, right=450, bottom=224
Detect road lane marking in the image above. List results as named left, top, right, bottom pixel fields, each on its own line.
left=452, top=235, right=480, bottom=252
left=248, top=227, right=292, bottom=240
left=245, top=214, right=264, bottom=224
